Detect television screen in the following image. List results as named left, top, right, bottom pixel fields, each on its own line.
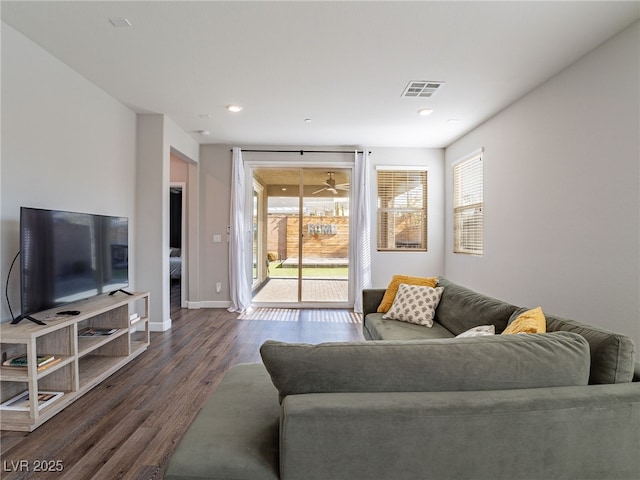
left=20, top=207, right=129, bottom=316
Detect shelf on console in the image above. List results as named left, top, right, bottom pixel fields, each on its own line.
left=77, top=328, right=128, bottom=357
left=0, top=355, right=75, bottom=382
left=78, top=354, right=129, bottom=390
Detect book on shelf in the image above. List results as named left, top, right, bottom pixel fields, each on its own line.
left=78, top=327, right=118, bottom=337
left=0, top=390, right=64, bottom=411
left=129, top=313, right=141, bottom=325
left=2, top=355, right=62, bottom=371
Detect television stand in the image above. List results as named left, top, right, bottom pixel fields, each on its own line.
left=10, top=314, right=46, bottom=326
left=0, top=291, right=150, bottom=431
left=109, top=289, right=133, bottom=296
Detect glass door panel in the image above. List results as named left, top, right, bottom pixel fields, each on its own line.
left=301, top=168, right=350, bottom=302
left=251, top=166, right=351, bottom=305
left=252, top=188, right=259, bottom=285
left=253, top=167, right=301, bottom=303
left=252, top=181, right=265, bottom=288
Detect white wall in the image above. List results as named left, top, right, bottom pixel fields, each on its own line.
left=196, top=145, right=232, bottom=307
left=0, top=23, right=199, bottom=329
left=444, top=22, right=640, bottom=346
left=369, top=147, right=445, bottom=288
left=1, top=23, right=137, bottom=322
left=136, top=115, right=169, bottom=330
left=136, top=115, right=199, bottom=330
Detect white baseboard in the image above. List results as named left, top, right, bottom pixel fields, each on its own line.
left=201, top=300, right=232, bottom=309
left=149, top=318, right=171, bottom=332
left=186, top=301, right=232, bottom=309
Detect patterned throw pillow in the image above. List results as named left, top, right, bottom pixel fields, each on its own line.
left=383, top=284, right=444, bottom=327
left=377, top=275, right=438, bottom=313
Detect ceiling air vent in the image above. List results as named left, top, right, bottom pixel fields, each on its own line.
left=401, top=81, right=445, bottom=98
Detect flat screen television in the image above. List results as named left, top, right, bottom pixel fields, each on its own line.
left=17, top=207, right=129, bottom=323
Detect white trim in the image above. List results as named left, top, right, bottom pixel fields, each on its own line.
left=149, top=319, right=171, bottom=332
left=186, top=300, right=234, bottom=309
left=452, top=147, right=484, bottom=167
left=375, top=165, right=429, bottom=171
left=202, top=300, right=233, bottom=309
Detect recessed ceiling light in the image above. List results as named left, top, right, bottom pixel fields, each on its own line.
left=304, top=118, right=312, bottom=123
left=198, top=114, right=212, bottom=119
left=109, top=17, right=132, bottom=28
left=226, top=104, right=243, bottom=113
left=418, top=108, right=434, bottom=116
left=447, top=119, right=461, bottom=125
left=197, top=130, right=210, bottom=136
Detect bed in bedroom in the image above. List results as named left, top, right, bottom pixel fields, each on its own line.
left=170, top=247, right=182, bottom=280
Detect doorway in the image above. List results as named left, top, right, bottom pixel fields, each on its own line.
left=251, top=167, right=351, bottom=306
left=169, top=183, right=186, bottom=311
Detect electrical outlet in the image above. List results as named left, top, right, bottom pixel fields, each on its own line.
left=216, top=282, right=222, bottom=293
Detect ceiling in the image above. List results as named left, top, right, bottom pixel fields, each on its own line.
left=254, top=167, right=350, bottom=197
left=2, top=1, right=638, bottom=148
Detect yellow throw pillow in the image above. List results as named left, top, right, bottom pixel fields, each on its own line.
left=377, top=275, right=438, bottom=313
left=502, top=307, right=546, bottom=335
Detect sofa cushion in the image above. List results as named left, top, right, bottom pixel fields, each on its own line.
left=435, top=278, right=519, bottom=335
left=511, top=307, right=636, bottom=384
left=260, top=332, right=590, bottom=402
left=502, top=307, right=546, bottom=335
left=377, top=275, right=438, bottom=313
left=164, top=363, right=280, bottom=480
left=364, top=313, right=455, bottom=341
left=382, top=284, right=444, bottom=326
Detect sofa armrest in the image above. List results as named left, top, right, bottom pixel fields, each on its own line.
left=280, top=384, right=640, bottom=480
left=362, top=289, right=386, bottom=317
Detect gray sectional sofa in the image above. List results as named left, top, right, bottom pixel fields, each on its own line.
left=165, top=278, right=640, bottom=480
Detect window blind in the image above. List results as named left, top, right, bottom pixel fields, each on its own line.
left=453, top=152, right=483, bottom=254
left=376, top=169, right=427, bottom=251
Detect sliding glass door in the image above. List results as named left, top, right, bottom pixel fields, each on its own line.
left=251, top=166, right=351, bottom=306
left=300, top=168, right=350, bottom=302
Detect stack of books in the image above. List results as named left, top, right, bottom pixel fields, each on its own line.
left=2, top=354, right=62, bottom=372
left=129, top=313, right=140, bottom=332
left=78, top=327, right=118, bottom=337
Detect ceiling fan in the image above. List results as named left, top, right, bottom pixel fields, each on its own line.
left=312, top=172, right=349, bottom=195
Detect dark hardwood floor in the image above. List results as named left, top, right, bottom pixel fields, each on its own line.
left=0, top=286, right=364, bottom=479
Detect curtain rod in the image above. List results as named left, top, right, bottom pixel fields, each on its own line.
left=231, top=149, right=370, bottom=155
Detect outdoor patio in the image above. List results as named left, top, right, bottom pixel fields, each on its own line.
left=252, top=277, right=349, bottom=303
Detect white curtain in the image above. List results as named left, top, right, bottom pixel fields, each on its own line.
left=228, top=147, right=252, bottom=313
left=352, top=149, right=372, bottom=313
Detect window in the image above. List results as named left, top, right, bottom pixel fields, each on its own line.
left=376, top=168, right=427, bottom=251
left=453, top=150, right=483, bottom=254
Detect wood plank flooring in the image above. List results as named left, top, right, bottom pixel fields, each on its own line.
left=0, top=298, right=365, bottom=479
